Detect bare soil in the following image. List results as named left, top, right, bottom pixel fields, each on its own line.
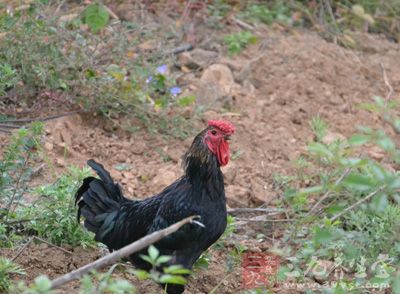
left=1, top=21, right=400, bottom=294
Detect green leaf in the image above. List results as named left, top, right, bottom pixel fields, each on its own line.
left=370, top=193, right=388, bottom=212
left=376, top=135, right=395, bottom=151
left=307, top=142, right=334, bottom=159
left=148, top=245, right=159, bottom=261
left=130, top=269, right=151, bottom=280
left=314, top=227, right=333, bottom=245
left=348, top=134, right=370, bottom=146
left=373, top=96, right=385, bottom=108
left=369, top=163, right=387, bottom=182
left=387, top=176, right=400, bottom=190
left=164, top=265, right=192, bottom=275
left=298, top=185, right=324, bottom=197
left=393, top=275, right=400, bottom=294
left=159, top=274, right=187, bottom=285
left=84, top=4, right=109, bottom=33
left=139, top=255, right=153, bottom=265
left=276, top=266, right=291, bottom=282
left=177, top=95, right=196, bottom=107
left=342, top=173, right=375, bottom=191
left=156, top=255, right=172, bottom=265
left=34, top=275, right=52, bottom=292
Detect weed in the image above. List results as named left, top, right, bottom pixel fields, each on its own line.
left=20, top=166, right=96, bottom=248
left=223, top=31, right=257, bottom=56
left=240, top=3, right=292, bottom=26
left=0, top=3, right=195, bottom=138
left=0, top=122, right=43, bottom=247
left=279, top=97, right=400, bottom=290
left=131, top=245, right=191, bottom=287
left=0, top=257, right=24, bottom=293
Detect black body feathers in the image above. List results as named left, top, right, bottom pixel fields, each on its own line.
left=75, top=128, right=228, bottom=294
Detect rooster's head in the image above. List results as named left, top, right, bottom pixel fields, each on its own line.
left=204, top=120, right=235, bottom=166
left=185, top=120, right=235, bottom=170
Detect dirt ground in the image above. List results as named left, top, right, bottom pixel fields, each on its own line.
left=1, top=18, right=400, bottom=294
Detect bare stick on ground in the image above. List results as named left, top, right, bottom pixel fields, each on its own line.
left=380, top=63, right=393, bottom=102
left=49, top=215, right=198, bottom=290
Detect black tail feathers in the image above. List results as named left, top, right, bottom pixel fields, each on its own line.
left=75, top=159, right=125, bottom=238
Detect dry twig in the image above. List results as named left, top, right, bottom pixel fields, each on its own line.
left=49, top=216, right=198, bottom=289
left=380, top=63, right=393, bottom=103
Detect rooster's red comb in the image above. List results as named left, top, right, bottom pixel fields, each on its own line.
left=208, top=120, right=235, bottom=135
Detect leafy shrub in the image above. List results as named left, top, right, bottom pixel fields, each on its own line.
left=278, top=96, right=400, bottom=290
left=223, top=31, right=257, bottom=55
left=0, top=3, right=195, bottom=138
left=21, top=166, right=96, bottom=248
left=0, top=123, right=43, bottom=246
left=0, top=257, right=24, bottom=292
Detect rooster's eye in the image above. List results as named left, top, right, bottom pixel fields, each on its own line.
left=211, top=130, right=217, bottom=135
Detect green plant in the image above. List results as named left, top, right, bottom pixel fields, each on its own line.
left=80, top=265, right=135, bottom=294
left=131, top=245, right=191, bottom=288
left=309, top=116, right=328, bottom=142
left=240, top=3, right=292, bottom=25
left=12, top=270, right=135, bottom=294
left=0, top=122, right=43, bottom=247
left=0, top=63, right=19, bottom=97
left=83, top=3, right=109, bottom=33
left=279, top=96, right=400, bottom=290
left=19, top=166, right=96, bottom=248
left=0, top=3, right=195, bottom=139
left=0, top=257, right=24, bottom=292
left=223, top=31, right=257, bottom=56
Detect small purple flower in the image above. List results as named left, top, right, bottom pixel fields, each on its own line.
left=146, top=76, right=153, bottom=84
left=156, top=64, right=168, bottom=75
left=170, top=86, right=181, bottom=97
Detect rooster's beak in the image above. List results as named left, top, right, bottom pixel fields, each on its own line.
left=224, top=135, right=231, bottom=141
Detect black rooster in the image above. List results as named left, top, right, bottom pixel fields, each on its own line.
left=75, top=120, right=235, bottom=293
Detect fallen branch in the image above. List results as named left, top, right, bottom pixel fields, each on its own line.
left=1, top=111, right=80, bottom=124
left=233, top=17, right=255, bottom=31
left=165, top=44, right=194, bottom=55
left=49, top=215, right=198, bottom=290
left=330, top=186, right=385, bottom=222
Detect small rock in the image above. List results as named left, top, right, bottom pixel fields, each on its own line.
left=56, top=158, right=66, bottom=167
left=177, top=49, right=218, bottom=70
left=368, top=146, right=385, bottom=161
left=115, top=152, right=127, bottom=163
left=201, top=64, right=234, bottom=91
left=44, top=142, right=54, bottom=151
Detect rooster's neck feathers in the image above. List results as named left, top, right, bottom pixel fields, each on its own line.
left=183, top=128, right=224, bottom=188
